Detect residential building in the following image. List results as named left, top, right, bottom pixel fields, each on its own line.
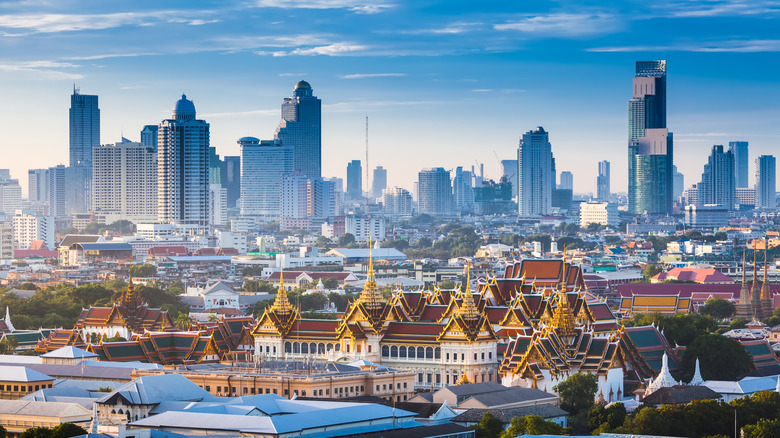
left=275, top=80, right=321, bottom=178
left=27, top=169, right=49, bottom=205
left=91, top=139, right=158, bottom=223
left=383, top=187, right=413, bottom=217
left=418, top=168, right=452, bottom=215
left=673, top=165, right=684, bottom=199
left=579, top=202, right=619, bottom=228
left=558, top=171, right=573, bottom=191
left=281, top=175, right=337, bottom=224
left=500, top=159, right=518, bottom=200
left=140, top=125, right=158, bottom=150
left=684, top=204, right=729, bottom=229
left=517, top=127, right=553, bottom=216
left=209, top=184, right=227, bottom=226
left=452, top=167, right=474, bottom=212
left=221, top=155, right=241, bottom=208
left=12, top=211, right=54, bottom=250
left=756, top=155, right=776, bottom=209
left=0, top=221, right=13, bottom=259
left=346, top=215, right=386, bottom=242
left=729, top=141, right=749, bottom=188
left=596, top=161, right=610, bottom=201
left=697, top=145, right=735, bottom=209
left=0, top=170, right=22, bottom=216
left=372, top=166, right=387, bottom=199
left=69, top=87, right=99, bottom=167
left=347, top=159, right=363, bottom=199
left=736, top=187, right=756, bottom=208
left=628, top=60, right=673, bottom=215
left=157, top=95, right=210, bottom=227
left=239, top=137, right=293, bottom=220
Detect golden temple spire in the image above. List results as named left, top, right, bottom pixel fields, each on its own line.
left=459, top=263, right=480, bottom=321
left=359, top=235, right=385, bottom=311
left=551, top=250, right=576, bottom=344
left=271, top=269, right=293, bottom=315
left=761, top=238, right=773, bottom=318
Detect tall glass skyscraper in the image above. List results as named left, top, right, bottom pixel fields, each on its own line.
left=418, top=167, right=452, bottom=215
left=596, top=161, right=610, bottom=201
left=157, top=95, right=210, bottom=227
left=628, top=60, right=673, bottom=215
left=346, top=159, right=362, bottom=199
left=697, top=145, right=735, bottom=209
left=275, top=80, right=322, bottom=178
left=756, top=155, right=776, bottom=209
left=69, top=87, right=100, bottom=166
left=239, top=137, right=292, bottom=220
left=729, top=141, right=749, bottom=188
left=517, top=126, right=553, bottom=216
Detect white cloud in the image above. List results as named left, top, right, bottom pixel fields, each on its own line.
left=340, top=73, right=406, bottom=79
left=0, top=10, right=219, bottom=34
left=589, top=39, right=780, bottom=53
left=0, top=60, right=82, bottom=80
left=253, top=0, right=392, bottom=13
left=288, top=43, right=367, bottom=56
left=660, top=0, right=780, bottom=17
left=494, top=13, right=618, bottom=37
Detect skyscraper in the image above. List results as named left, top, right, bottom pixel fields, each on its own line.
left=140, top=125, right=158, bottom=150
left=452, top=166, right=474, bottom=212
left=157, top=95, right=210, bottom=227
left=417, top=168, right=452, bottom=215
left=221, top=156, right=241, bottom=208
left=69, top=87, right=100, bottom=167
left=346, top=160, right=362, bottom=199
left=596, top=161, right=610, bottom=201
left=673, top=165, right=685, bottom=200
left=28, top=169, right=49, bottom=205
left=559, top=171, right=573, bottom=191
left=697, top=145, right=735, bottom=209
left=500, top=159, right=518, bottom=200
left=0, top=171, right=22, bottom=216
left=628, top=60, right=673, bottom=215
left=756, top=155, right=776, bottom=209
left=92, top=139, right=157, bottom=222
left=729, top=141, right=749, bottom=188
left=239, top=137, right=293, bottom=220
left=275, top=80, right=321, bottom=178
left=371, top=166, right=387, bottom=199
left=517, top=126, right=553, bottom=216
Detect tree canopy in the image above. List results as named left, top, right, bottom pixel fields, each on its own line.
left=552, top=372, right=598, bottom=416
left=682, top=334, right=753, bottom=380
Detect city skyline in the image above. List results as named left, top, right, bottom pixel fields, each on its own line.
left=2, top=1, right=780, bottom=197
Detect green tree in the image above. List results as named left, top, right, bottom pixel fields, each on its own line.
left=588, top=402, right=626, bottom=433
left=699, top=297, right=736, bottom=320
left=20, top=427, right=52, bottom=438
left=415, top=237, right=433, bottom=248
left=51, top=423, right=87, bottom=438
left=742, top=418, right=780, bottom=438
left=314, top=235, right=332, bottom=249
left=409, top=214, right=433, bottom=224
left=321, top=277, right=339, bottom=289
left=175, top=313, right=192, bottom=330
left=471, top=412, right=503, bottom=438
left=0, top=337, right=19, bottom=354
left=0, top=424, right=6, bottom=438
left=525, top=234, right=551, bottom=253
left=500, top=415, right=564, bottom=438
left=683, top=334, right=753, bottom=380
left=643, top=263, right=663, bottom=281
left=336, top=233, right=356, bottom=247
left=381, top=239, right=409, bottom=251
left=244, top=280, right=260, bottom=292
left=130, top=264, right=157, bottom=277
left=552, top=372, right=598, bottom=416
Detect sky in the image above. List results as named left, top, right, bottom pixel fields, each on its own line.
left=2, top=0, right=780, bottom=198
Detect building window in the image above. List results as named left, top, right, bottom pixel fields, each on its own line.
left=403, top=382, right=407, bottom=388
left=243, top=388, right=248, bottom=394
left=360, top=386, right=364, bottom=391
left=435, top=347, right=441, bottom=359
left=205, top=386, right=211, bottom=392
left=461, top=353, right=465, bottom=361
left=216, top=386, right=221, bottom=393
left=418, top=373, right=423, bottom=383
left=489, top=352, right=492, bottom=359
left=481, top=352, right=485, bottom=360
left=400, top=346, right=407, bottom=358
left=474, top=353, right=477, bottom=361
left=426, top=347, right=433, bottom=359
left=376, top=385, right=380, bottom=391
left=382, top=345, right=389, bottom=357
left=446, top=353, right=449, bottom=360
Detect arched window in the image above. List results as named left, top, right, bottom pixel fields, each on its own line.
left=327, top=343, right=333, bottom=352
left=318, top=343, right=325, bottom=354
left=382, top=345, right=390, bottom=357
left=417, top=347, right=425, bottom=359
left=301, top=343, right=309, bottom=354
left=425, top=347, right=433, bottom=359
left=310, top=342, right=316, bottom=353
left=399, top=346, right=407, bottom=358
left=390, top=346, right=398, bottom=358
left=335, top=343, right=340, bottom=352
left=293, top=342, right=300, bottom=354
left=434, top=347, right=441, bottom=359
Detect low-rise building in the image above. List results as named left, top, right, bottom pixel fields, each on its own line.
left=0, top=366, right=54, bottom=400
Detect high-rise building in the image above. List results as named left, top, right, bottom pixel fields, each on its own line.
left=12, top=211, right=54, bottom=250
left=0, top=171, right=22, bottom=216
left=28, top=169, right=49, bottom=204
left=275, top=80, right=321, bottom=178
left=628, top=60, right=673, bottom=215
left=729, top=141, right=749, bottom=188
left=209, top=184, right=228, bottom=226
left=346, top=160, right=362, bottom=199
left=383, top=187, right=413, bottom=217
left=756, top=155, right=777, bottom=209
left=697, top=145, right=735, bottom=209
left=417, top=167, right=452, bottom=215
left=371, top=166, right=387, bottom=199
left=92, top=139, right=157, bottom=222
left=240, top=137, right=293, bottom=220
left=596, top=161, right=610, bottom=201
left=157, top=95, right=210, bottom=227
left=69, top=87, right=100, bottom=167
left=452, top=167, right=474, bottom=212
left=208, top=147, right=222, bottom=185
left=673, top=165, right=685, bottom=200
left=280, top=174, right=336, bottom=220
left=500, top=159, right=518, bottom=200
left=559, top=171, right=573, bottom=191
left=140, top=125, right=158, bottom=150
left=221, top=156, right=241, bottom=208
left=47, top=165, right=67, bottom=218
left=517, top=127, right=553, bottom=216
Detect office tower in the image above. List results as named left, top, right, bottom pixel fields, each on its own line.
left=756, top=155, right=777, bottom=209
left=47, top=165, right=67, bottom=218
left=209, top=184, right=228, bottom=226
left=452, top=167, right=474, bottom=212
left=500, top=159, right=518, bottom=200
left=12, top=211, right=54, bottom=250
left=596, top=161, right=610, bottom=201
left=346, top=160, right=362, bottom=199
left=208, top=147, right=222, bottom=184
left=628, top=60, right=673, bottom=215
left=239, top=137, right=293, bottom=220
left=729, top=141, right=749, bottom=188
left=371, top=166, right=387, bottom=199
left=140, top=125, right=158, bottom=150
left=417, top=167, right=453, bottom=215
left=673, top=165, right=684, bottom=199
left=517, top=127, right=553, bottom=216
left=309, top=178, right=337, bottom=218
left=280, top=175, right=335, bottom=220
left=28, top=169, right=49, bottom=204
left=157, top=95, right=210, bottom=227
left=383, top=187, right=413, bottom=217
left=69, top=87, right=100, bottom=166
left=345, top=215, right=386, bottom=242
left=559, top=171, right=573, bottom=191
left=221, top=156, right=241, bottom=208
left=275, top=80, right=321, bottom=178
left=91, top=139, right=157, bottom=222
left=697, top=145, right=735, bottom=209
left=0, top=171, right=22, bottom=216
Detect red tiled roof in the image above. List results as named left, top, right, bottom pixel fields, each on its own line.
left=653, top=268, right=735, bottom=283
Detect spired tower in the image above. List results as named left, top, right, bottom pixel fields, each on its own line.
left=761, top=240, right=774, bottom=319
left=736, top=250, right=754, bottom=320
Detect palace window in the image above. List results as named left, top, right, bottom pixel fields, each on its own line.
left=382, top=346, right=390, bottom=357
left=391, top=346, right=398, bottom=358
left=400, top=346, right=407, bottom=358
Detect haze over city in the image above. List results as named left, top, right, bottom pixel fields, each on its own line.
left=2, top=0, right=780, bottom=196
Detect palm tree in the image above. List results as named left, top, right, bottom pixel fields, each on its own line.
left=175, top=313, right=192, bottom=331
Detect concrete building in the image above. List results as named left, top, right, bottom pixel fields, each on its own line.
left=756, top=155, right=776, bottom=209
left=28, top=169, right=49, bottom=205
left=558, top=171, right=573, bottom=191
left=239, top=137, right=293, bottom=220
left=383, top=187, right=413, bottom=217
left=596, top=161, right=610, bottom=201
left=452, top=167, right=474, bottom=213
left=372, top=166, right=387, bottom=199
left=500, top=159, right=518, bottom=200
left=91, top=139, right=158, bottom=223
left=221, top=155, right=241, bottom=208
left=417, top=168, right=452, bottom=216
left=275, top=80, right=322, bottom=178
left=517, top=127, right=553, bottom=216
left=579, top=202, right=619, bottom=228
left=697, top=144, right=735, bottom=210
left=140, top=124, right=158, bottom=150
left=736, top=187, right=757, bottom=208
left=673, top=165, right=685, bottom=200
left=729, top=141, right=749, bottom=188
left=345, top=215, right=386, bottom=243
left=69, top=87, right=99, bottom=167
left=347, top=159, right=362, bottom=200
left=684, top=204, right=729, bottom=229
left=0, top=170, right=22, bottom=216
left=12, top=211, right=54, bottom=250
left=209, top=184, right=228, bottom=227
left=157, top=95, right=210, bottom=228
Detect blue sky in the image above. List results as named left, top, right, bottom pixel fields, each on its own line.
left=2, top=0, right=780, bottom=197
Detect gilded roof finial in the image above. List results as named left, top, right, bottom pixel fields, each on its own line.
left=271, top=269, right=293, bottom=315
left=359, top=234, right=385, bottom=312
left=459, top=263, right=480, bottom=321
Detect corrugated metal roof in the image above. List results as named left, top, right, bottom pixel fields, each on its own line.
left=0, top=365, right=53, bottom=382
